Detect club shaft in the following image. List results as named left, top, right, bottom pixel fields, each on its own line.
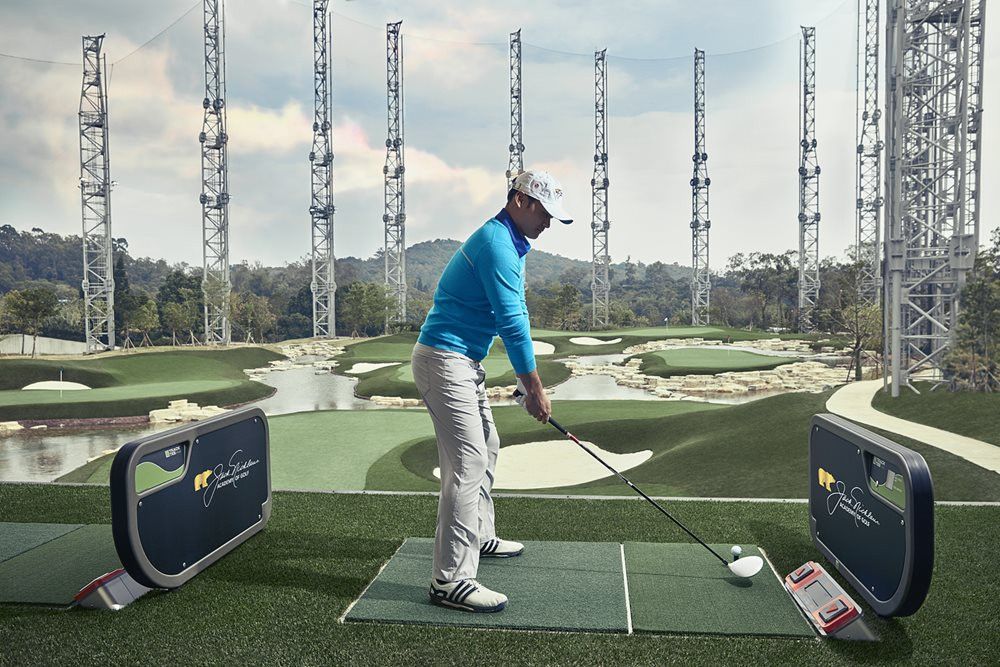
left=546, top=416, right=729, bottom=567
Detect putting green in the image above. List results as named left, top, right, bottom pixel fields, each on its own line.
left=636, top=348, right=797, bottom=377
left=0, top=524, right=119, bottom=605
left=344, top=538, right=629, bottom=632
left=0, top=348, right=281, bottom=420
left=625, top=542, right=812, bottom=636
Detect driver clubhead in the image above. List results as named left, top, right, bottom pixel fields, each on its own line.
left=727, top=555, right=764, bottom=578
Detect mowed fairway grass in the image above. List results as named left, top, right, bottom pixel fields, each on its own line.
left=633, top=347, right=799, bottom=378
left=872, top=381, right=1000, bottom=446
left=65, top=392, right=1000, bottom=502
left=0, top=347, right=283, bottom=420
left=0, top=484, right=996, bottom=664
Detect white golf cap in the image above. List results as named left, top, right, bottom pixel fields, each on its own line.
left=512, top=170, right=573, bottom=224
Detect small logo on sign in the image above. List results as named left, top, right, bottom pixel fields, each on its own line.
left=818, top=467, right=836, bottom=491
left=194, top=470, right=213, bottom=491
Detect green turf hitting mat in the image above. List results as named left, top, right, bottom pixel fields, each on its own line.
left=0, top=524, right=121, bottom=606
left=343, top=538, right=630, bottom=632
left=0, top=522, right=82, bottom=563
left=625, top=542, right=813, bottom=637
left=344, top=538, right=814, bottom=637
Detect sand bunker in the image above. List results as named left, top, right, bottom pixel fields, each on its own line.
left=569, top=337, right=623, bottom=346
left=433, top=439, right=652, bottom=489
left=345, top=362, right=401, bottom=374
left=21, top=381, right=90, bottom=391
left=532, top=340, right=555, bottom=355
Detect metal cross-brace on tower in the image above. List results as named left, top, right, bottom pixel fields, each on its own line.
left=383, top=21, right=406, bottom=331
left=690, top=48, right=711, bottom=326
left=856, top=0, right=883, bottom=306
left=506, top=29, right=523, bottom=187
left=199, top=0, right=231, bottom=345
left=884, top=0, right=986, bottom=395
left=309, top=0, right=336, bottom=338
left=591, top=49, right=611, bottom=330
left=798, top=26, right=821, bottom=333
left=79, top=34, right=115, bottom=353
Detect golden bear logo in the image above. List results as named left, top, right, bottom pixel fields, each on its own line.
left=194, top=469, right=213, bottom=491
left=818, top=468, right=836, bottom=492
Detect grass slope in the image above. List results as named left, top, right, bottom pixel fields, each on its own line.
left=0, top=348, right=283, bottom=420
left=372, top=392, right=1000, bottom=501
left=872, top=381, right=1000, bottom=446
left=0, top=484, right=996, bottom=664
left=635, top=348, right=798, bottom=378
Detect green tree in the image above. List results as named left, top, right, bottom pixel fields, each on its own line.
left=233, top=292, right=276, bottom=343
left=133, top=300, right=160, bottom=346
left=946, top=228, right=1000, bottom=391
left=161, top=302, right=190, bottom=346
left=338, top=282, right=395, bottom=336
left=726, top=251, right=797, bottom=329
left=821, top=262, right=883, bottom=381
left=4, top=287, right=59, bottom=356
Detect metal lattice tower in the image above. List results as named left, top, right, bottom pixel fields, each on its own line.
left=884, top=0, right=986, bottom=394
left=690, top=48, right=711, bottom=326
left=78, top=35, right=115, bottom=353
left=310, top=0, right=336, bottom=338
left=383, top=21, right=406, bottom=331
left=798, top=26, right=821, bottom=333
left=966, top=0, right=986, bottom=243
left=199, top=0, right=231, bottom=344
left=506, top=29, right=523, bottom=187
left=856, top=0, right=884, bottom=305
left=591, top=49, right=610, bottom=329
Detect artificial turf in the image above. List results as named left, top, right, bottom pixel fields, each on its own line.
left=0, top=347, right=283, bottom=420
left=633, top=347, right=798, bottom=378
left=871, top=381, right=1000, bottom=446
left=0, top=483, right=996, bottom=664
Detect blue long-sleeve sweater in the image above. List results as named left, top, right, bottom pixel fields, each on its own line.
left=417, top=209, right=536, bottom=374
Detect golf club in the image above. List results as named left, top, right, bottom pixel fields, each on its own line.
left=512, top=387, right=763, bottom=578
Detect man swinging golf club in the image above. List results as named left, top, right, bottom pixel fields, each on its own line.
left=411, top=170, right=573, bottom=612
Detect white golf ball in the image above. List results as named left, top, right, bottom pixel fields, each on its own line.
left=731, top=545, right=742, bottom=559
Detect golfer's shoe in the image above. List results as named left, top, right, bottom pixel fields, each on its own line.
left=479, top=537, right=524, bottom=558
left=429, top=579, right=507, bottom=613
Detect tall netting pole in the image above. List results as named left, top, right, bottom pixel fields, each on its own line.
left=690, top=48, right=711, bottom=326
left=310, top=0, right=336, bottom=338
left=798, top=26, right=821, bottom=333
left=856, top=0, right=883, bottom=306
left=591, top=49, right=610, bottom=330
left=200, top=0, right=231, bottom=345
left=506, top=29, right=523, bottom=187
left=79, top=35, right=115, bottom=353
left=383, top=21, right=406, bottom=332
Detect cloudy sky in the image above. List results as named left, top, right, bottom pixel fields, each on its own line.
left=1, top=0, right=997, bottom=270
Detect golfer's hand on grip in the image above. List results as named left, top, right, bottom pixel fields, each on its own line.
left=515, top=371, right=550, bottom=423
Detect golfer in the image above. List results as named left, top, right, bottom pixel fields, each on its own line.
left=412, top=170, right=573, bottom=612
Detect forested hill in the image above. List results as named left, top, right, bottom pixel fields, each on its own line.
left=0, top=224, right=690, bottom=296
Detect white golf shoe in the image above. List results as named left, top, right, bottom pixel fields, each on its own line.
left=429, top=578, right=507, bottom=613
left=479, top=537, right=524, bottom=558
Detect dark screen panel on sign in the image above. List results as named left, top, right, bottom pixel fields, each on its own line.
left=137, top=417, right=268, bottom=575
left=868, top=454, right=906, bottom=509
left=811, top=428, right=906, bottom=602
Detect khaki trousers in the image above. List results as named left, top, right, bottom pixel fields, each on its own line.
left=411, top=342, right=500, bottom=582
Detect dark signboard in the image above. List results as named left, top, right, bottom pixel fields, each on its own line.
left=809, top=414, right=933, bottom=616
left=110, top=407, right=271, bottom=589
